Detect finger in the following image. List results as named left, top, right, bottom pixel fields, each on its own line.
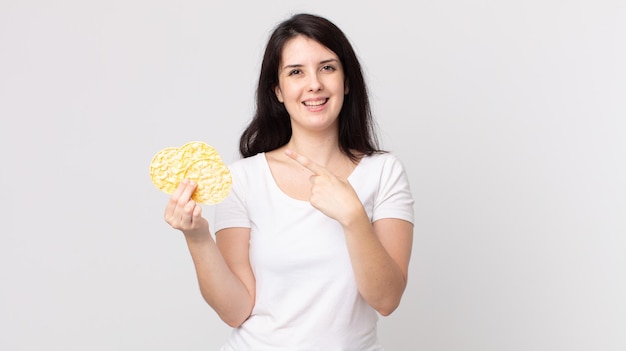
left=173, top=179, right=189, bottom=197
left=176, top=180, right=197, bottom=205
left=192, top=203, right=203, bottom=221
left=285, top=149, right=327, bottom=175
left=181, top=199, right=197, bottom=224
left=165, top=179, right=189, bottom=219
left=165, top=180, right=196, bottom=222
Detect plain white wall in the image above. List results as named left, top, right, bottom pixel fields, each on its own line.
left=1, top=1, right=624, bottom=350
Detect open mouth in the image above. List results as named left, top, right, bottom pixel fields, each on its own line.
left=302, top=98, right=328, bottom=107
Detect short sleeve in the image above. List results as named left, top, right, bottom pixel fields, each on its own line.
left=372, top=154, right=415, bottom=224
left=213, top=161, right=251, bottom=233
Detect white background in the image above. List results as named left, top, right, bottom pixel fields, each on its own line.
left=1, top=1, right=625, bottom=350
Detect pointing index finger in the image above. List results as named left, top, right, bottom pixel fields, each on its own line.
left=285, top=149, right=325, bottom=175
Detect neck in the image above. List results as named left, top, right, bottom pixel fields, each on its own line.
left=284, top=130, right=343, bottom=167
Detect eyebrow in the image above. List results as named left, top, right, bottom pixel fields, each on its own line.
left=281, top=58, right=339, bottom=71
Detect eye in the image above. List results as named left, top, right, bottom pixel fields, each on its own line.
left=288, top=69, right=302, bottom=76
left=321, top=65, right=336, bottom=72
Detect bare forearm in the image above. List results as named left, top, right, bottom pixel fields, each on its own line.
left=341, top=211, right=408, bottom=316
left=184, top=235, right=254, bottom=327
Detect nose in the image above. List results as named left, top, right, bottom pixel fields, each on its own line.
left=307, top=73, right=323, bottom=92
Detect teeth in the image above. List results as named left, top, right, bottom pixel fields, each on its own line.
left=304, top=99, right=326, bottom=107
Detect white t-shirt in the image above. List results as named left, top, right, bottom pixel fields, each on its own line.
left=214, top=152, right=414, bottom=351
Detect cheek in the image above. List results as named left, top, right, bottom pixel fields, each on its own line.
left=279, top=85, right=301, bottom=102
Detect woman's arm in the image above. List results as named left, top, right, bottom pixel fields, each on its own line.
left=342, top=214, right=413, bottom=316
left=165, top=180, right=255, bottom=327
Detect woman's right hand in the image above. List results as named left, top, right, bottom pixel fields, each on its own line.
left=164, top=179, right=210, bottom=239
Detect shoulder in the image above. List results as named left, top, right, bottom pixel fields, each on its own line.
left=351, top=151, right=411, bottom=190
left=352, top=151, right=414, bottom=223
left=359, top=152, right=407, bottom=173
left=357, top=152, right=412, bottom=194
left=216, top=153, right=266, bottom=209
left=223, top=153, right=267, bottom=194
left=226, top=153, right=265, bottom=174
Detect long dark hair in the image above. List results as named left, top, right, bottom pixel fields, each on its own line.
left=239, top=13, right=381, bottom=161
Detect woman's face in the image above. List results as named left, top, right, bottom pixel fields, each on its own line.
left=274, top=35, right=348, bottom=135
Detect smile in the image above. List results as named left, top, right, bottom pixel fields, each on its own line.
left=302, top=98, right=328, bottom=107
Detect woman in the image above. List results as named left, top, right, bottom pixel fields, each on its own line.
left=165, top=13, right=414, bottom=350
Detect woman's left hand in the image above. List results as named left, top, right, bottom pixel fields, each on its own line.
left=285, top=149, right=365, bottom=226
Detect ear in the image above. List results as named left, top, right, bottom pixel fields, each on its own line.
left=274, top=85, right=284, bottom=103
left=344, top=79, right=350, bottom=95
